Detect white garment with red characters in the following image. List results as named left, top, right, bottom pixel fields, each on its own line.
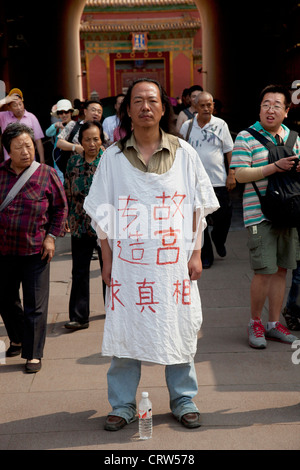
left=84, top=139, right=219, bottom=365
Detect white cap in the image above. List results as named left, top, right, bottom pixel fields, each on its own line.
left=142, top=391, right=149, bottom=398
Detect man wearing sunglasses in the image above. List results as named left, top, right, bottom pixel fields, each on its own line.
left=56, top=100, right=104, bottom=156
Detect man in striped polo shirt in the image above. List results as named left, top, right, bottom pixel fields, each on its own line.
left=231, top=84, right=300, bottom=349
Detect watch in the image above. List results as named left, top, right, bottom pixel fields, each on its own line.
left=72, top=144, right=76, bottom=152
left=47, top=233, right=56, bottom=241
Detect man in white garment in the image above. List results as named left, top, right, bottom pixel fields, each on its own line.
left=84, top=79, right=219, bottom=431
left=180, top=92, right=235, bottom=268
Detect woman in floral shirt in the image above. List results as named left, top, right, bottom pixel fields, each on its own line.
left=64, top=121, right=106, bottom=330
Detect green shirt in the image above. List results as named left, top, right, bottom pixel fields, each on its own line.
left=64, top=151, right=103, bottom=237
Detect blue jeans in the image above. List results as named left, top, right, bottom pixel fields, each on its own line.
left=107, top=357, right=199, bottom=423
left=286, top=260, right=300, bottom=315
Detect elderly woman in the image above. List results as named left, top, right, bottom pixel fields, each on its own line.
left=0, top=123, right=68, bottom=373
left=64, top=121, right=106, bottom=330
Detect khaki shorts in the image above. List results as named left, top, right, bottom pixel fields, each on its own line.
left=247, top=221, right=300, bottom=274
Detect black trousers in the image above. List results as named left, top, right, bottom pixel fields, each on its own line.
left=69, top=235, right=106, bottom=324
left=201, top=186, right=232, bottom=262
left=0, top=254, right=50, bottom=359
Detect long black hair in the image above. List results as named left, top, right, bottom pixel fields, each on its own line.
left=118, top=78, right=177, bottom=151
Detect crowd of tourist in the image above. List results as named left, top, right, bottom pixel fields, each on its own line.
left=0, top=80, right=299, bottom=430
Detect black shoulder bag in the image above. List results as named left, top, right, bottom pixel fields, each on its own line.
left=54, top=121, right=82, bottom=175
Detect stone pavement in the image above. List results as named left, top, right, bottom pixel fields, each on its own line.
left=0, top=197, right=299, bottom=451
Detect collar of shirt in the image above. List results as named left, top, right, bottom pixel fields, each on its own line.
left=3, top=158, right=27, bottom=176
left=7, top=109, right=29, bottom=120
left=125, top=129, right=172, bottom=156
left=73, top=150, right=103, bottom=167
left=195, top=113, right=218, bottom=130
left=119, top=129, right=179, bottom=174
left=254, top=120, right=288, bottom=144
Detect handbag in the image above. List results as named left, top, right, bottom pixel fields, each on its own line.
left=0, top=160, right=40, bottom=212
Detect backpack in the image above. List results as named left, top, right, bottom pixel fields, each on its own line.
left=183, top=108, right=195, bottom=119
left=246, top=127, right=300, bottom=227
left=54, top=121, right=81, bottom=175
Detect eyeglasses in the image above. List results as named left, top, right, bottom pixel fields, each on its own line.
left=88, top=107, right=102, bottom=114
left=57, top=110, right=71, bottom=115
left=261, top=104, right=285, bottom=112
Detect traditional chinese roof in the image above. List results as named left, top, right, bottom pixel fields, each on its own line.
left=85, top=0, right=196, bottom=6
left=82, top=0, right=201, bottom=36
left=80, top=17, right=200, bottom=32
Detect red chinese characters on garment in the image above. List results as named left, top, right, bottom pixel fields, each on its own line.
left=171, top=191, right=186, bottom=218
left=116, top=192, right=187, bottom=266
left=110, top=192, right=192, bottom=312
left=153, top=191, right=186, bottom=265
left=173, top=279, right=192, bottom=305
left=154, top=228, right=180, bottom=265
left=109, top=278, right=192, bottom=312
left=153, top=191, right=186, bottom=220
left=118, top=195, right=139, bottom=231
left=153, top=191, right=171, bottom=220
left=136, top=278, right=159, bottom=313
left=117, top=231, right=149, bottom=265
left=110, top=278, right=125, bottom=310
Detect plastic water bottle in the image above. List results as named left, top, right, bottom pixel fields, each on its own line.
left=138, top=391, right=152, bottom=439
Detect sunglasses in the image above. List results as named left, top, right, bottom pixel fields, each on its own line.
left=57, top=110, right=72, bottom=115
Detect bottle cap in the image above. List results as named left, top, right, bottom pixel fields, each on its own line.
left=142, top=391, right=149, bottom=398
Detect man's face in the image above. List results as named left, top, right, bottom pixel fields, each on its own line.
left=128, top=81, right=165, bottom=129
left=9, top=132, right=35, bottom=173
left=9, top=97, right=25, bottom=119
left=195, top=94, right=214, bottom=121
left=84, top=103, right=103, bottom=122
left=259, top=92, right=288, bottom=132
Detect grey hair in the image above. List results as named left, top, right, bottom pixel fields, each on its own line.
left=1, top=122, right=35, bottom=153
left=194, top=91, right=214, bottom=105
